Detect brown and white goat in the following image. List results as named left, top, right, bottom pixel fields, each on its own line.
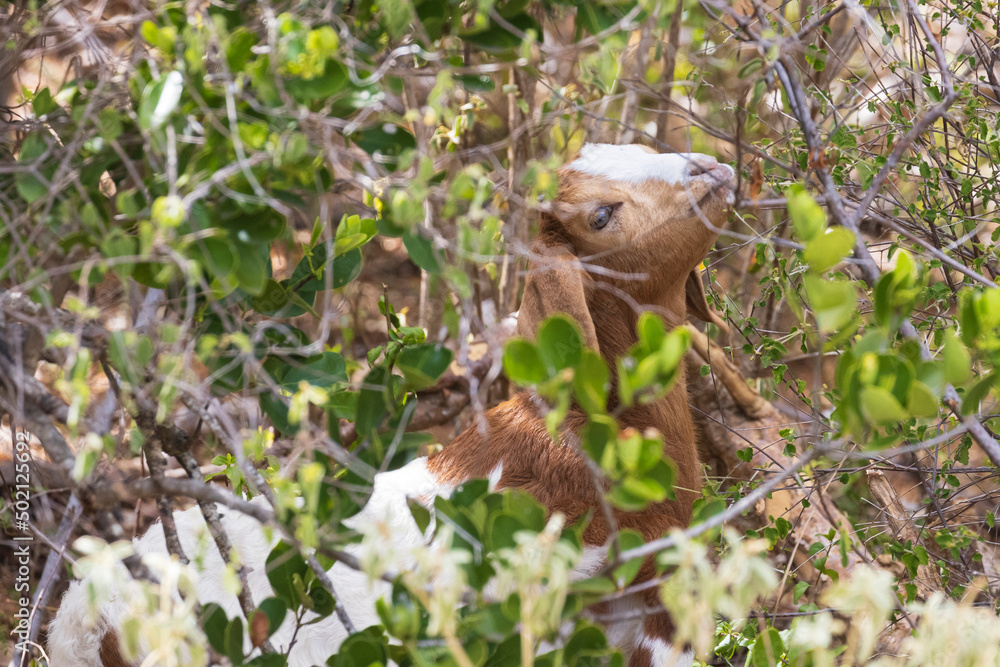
left=431, top=143, right=734, bottom=665
left=48, top=143, right=735, bottom=667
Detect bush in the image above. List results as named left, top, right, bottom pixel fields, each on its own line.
left=2, top=0, right=1000, bottom=665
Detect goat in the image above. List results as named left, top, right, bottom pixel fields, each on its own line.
left=47, top=142, right=736, bottom=667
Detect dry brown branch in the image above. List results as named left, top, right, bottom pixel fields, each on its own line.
left=87, top=475, right=273, bottom=523
left=685, top=324, right=772, bottom=420
left=686, top=346, right=871, bottom=600
left=709, top=0, right=1000, bottom=471
left=867, top=469, right=943, bottom=601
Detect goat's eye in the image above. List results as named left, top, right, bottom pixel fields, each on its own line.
left=592, top=205, right=614, bottom=230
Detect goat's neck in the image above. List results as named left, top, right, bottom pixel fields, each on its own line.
left=591, top=288, right=694, bottom=448
left=426, top=286, right=699, bottom=505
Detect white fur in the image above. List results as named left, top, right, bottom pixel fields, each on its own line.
left=486, top=461, right=504, bottom=491
left=602, top=598, right=645, bottom=655
left=568, top=143, right=732, bottom=187
left=639, top=635, right=694, bottom=667
left=575, top=545, right=608, bottom=579
left=48, top=457, right=614, bottom=666
left=49, top=458, right=444, bottom=667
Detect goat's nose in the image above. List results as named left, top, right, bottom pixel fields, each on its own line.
left=685, top=154, right=720, bottom=176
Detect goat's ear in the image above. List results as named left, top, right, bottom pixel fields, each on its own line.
left=517, top=242, right=600, bottom=352
left=685, top=268, right=730, bottom=334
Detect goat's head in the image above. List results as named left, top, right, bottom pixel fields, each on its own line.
left=519, top=143, right=735, bottom=350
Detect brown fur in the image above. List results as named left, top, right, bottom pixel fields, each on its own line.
left=630, top=645, right=654, bottom=667
left=99, top=630, right=135, bottom=667
left=428, top=146, right=734, bottom=664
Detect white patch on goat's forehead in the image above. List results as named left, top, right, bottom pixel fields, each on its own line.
left=567, top=143, right=713, bottom=185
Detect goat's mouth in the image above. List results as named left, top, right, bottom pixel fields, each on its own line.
left=692, top=165, right=737, bottom=209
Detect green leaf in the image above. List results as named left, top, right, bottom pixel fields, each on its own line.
left=285, top=59, right=348, bottom=103
left=282, top=351, right=348, bottom=388
left=563, top=624, right=609, bottom=663
left=857, top=162, right=875, bottom=189
left=356, top=366, right=392, bottom=435
left=537, top=315, right=583, bottom=371
left=233, top=243, right=269, bottom=295
left=892, top=249, right=917, bottom=284
left=582, top=414, right=617, bottom=468
left=787, top=185, right=826, bottom=242
left=608, top=484, right=649, bottom=511
left=414, top=0, right=449, bottom=42
left=30, top=87, right=59, bottom=117
left=961, top=373, right=996, bottom=414
left=497, top=0, right=532, bottom=18
left=860, top=385, right=910, bottom=425
left=101, top=230, right=137, bottom=276
left=612, top=529, right=645, bottom=585
left=334, top=215, right=377, bottom=255
left=487, top=511, right=526, bottom=552
left=193, top=238, right=237, bottom=279
left=0, top=235, right=9, bottom=279
left=331, top=248, right=363, bottom=289
left=408, top=498, right=431, bottom=533
left=291, top=242, right=364, bottom=293
left=690, top=497, right=726, bottom=525
left=573, top=349, right=609, bottom=414
left=403, top=230, right=441, bottom=273
left=503, top=339, right=547, bottom=385
left=327, top=390, right=359, bottom=423
left=616, top=430, right=642, bottom=471
left=658, top=326, right=691, bottom=371
left=94, top=106, right=124, bottom=142
left=829, top=123, right=856, bottom=149
left=226, top=29, right=259, bottom=72
left=307, top=580, right=336, bottom=617
left=108, top=332, right=153, bottom=385
left=140, top=20, right=176, bottom=53
left=460, top=12, right=541, bottom=51
left=331, top=232, right=368, bottom=256
left=803, top=274, right=857, bottom=333
left=15, top=134, right=53, bottom=203
left=636, top=311, right=666, bottom=352
left=266, top=542, right=309, bottom=607
left=379, top=0, right=415, bottom=38
left=217, top=208, right=286, bottom=244
left=223, top=617, right=245, bottom=664
left=251, top=279, right=290, bottom=314
left=942, top=331, right=971, bottom=386
left=328, top=627, right=390, bottom=667
left=802, top=227, right=855, bottom=272
left=906, top=380, right=939, bottom=418
left=351, top=124, right=416, bottom=170
left=256, top=598, right=287, bottom=639
left=621, top=475, right=667, bottom=503
left=649, top=459, right=677, bottom=501
left=570, top=576, right=618, bottom=595
left=200, top=603, right=231, bottom=657
left=260, top=392, right=294, bottom=435
left=457, top=74, right=495, bottom=92
left=397, top=343, right=453, bottom=389
left=750, top=627, right=786, bottom=667
left=138, top=70, right=183, bottom=131
left=575, top=2, right=626, bottom=35
left=246, top=653, right=288, bottom=667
